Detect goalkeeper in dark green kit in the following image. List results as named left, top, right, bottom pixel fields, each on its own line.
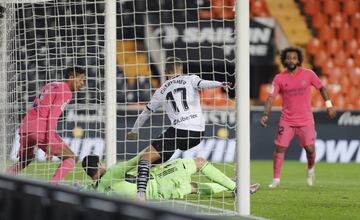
left=82, top=154, right=260, bottom=200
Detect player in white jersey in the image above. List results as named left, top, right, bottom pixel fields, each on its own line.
left=127, top=57, right=231, bottom=201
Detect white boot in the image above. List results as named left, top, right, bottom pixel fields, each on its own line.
left=307, top=169, right=315, bottom=186
left=268, top=178, right=280, bottom=188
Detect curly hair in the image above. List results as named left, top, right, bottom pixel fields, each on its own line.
left=280, top=47, right=303, bottom=67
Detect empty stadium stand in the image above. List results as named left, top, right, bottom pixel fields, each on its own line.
left=300, top=0, right=360, bottom=109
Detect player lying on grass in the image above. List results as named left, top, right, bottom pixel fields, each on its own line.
left=82, top=155, right=260, bottom=200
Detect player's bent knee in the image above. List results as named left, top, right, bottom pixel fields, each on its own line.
left=194, top=157, right=207, bottom=168
left=304, top=145, right=315, bottom=154
left=275, top=146, right=287, bottom=153
left=141, top=146, right=161, bottom=163
left=60, top=145, right=76, bottom=160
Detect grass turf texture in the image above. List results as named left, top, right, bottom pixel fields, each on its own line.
left=19, top=160, right=360, bottom=220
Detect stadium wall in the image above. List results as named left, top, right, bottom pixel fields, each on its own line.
left=9, top=109, right=360, bottom=163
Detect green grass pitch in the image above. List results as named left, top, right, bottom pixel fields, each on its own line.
left=20, top=160, right=360, bottom=220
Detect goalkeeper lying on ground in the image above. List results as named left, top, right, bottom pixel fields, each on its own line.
left=82, top=154, right=260, bottom=200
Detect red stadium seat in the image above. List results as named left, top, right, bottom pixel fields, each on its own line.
left=259, top=83, right=271, bottom=102
left=328, top=66, right=343, bottom=83
left=333, top=94, right=346, bottom=109
left=345, top=58, right=355, bottom=68
left=323, top=0, right=340, bottom=16
left=312, top=93, right=325, bottom=108
left=340, top=75, right=352, bottom=89
left=355, top=48, right=360, bottom=59
left=314, top=49, right=328, bottom=68
left=350, top=13, right=360, bottom=29
left=325, top=38, right=343, bottom=56
left=330, top=12, right=348, bottom=28
left=351, top=91, right=360, bottom=109
left=251, top=0, right=270, bottom=17
left=326, top=84, right=342, bottom=108
left=352, top=98, right=360, bottom=109
left=343, top=0, right=359, bottom=17
left=313, top=99, right=324, bottom=108
left=333, top=50, right=347, bottom=67
left=200, top=88, right=229, bottom=106
left=338, top=25, right=355, bottom=41
left=272, top=96, right=283, bottom=107
left=347, top=86, right=359, bottom=105
left=304, top=0, right=321, bottom=16
left=318, top=25, right=335, bottom=41
left=355, top=57, right=360, bottom=67
left=322, top=59, right=335, bottom=76
left=348, top=67, right=360, bottom=87
left=306, top=38, right=323, bottom=56
left=345, top=39, right=358, bottom=57
left=311, top=13, right=328, bottom=30
left=319, top=75, right=329, bottom=85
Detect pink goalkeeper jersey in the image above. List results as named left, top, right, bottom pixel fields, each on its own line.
left=269, top=67, right=323, bottom=126
left=20, top=82, right=72, bottom=139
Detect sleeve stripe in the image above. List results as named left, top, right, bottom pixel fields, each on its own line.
left=146, top=105, right=152, bottom=112
left=197, top=80, right=202, bottom=88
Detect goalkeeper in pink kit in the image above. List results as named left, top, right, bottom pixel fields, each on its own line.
left=7, top=67, right=86, bottom=184
left=260, top=47, right=336, bottom=188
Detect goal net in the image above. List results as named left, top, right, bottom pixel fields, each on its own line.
left=0, top=0, right=106, bottom=182
left=1, top=0, right=237, bottom=215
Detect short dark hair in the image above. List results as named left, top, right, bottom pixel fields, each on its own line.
left=165, top=57, right=183, bottom=73
left=64, top=67, right=86, bottom=79
left=82, top=155, right=100, bottom=178
left=280, top=47, right=303, bottom=67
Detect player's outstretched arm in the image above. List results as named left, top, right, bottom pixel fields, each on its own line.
left=319, top=87, right=337, bottom=119
left=127, top=107, right=151, bottom=140
left=196, top=80, right=229, bottom=89
left=260, top=96, right=273, bottom=128
left=128, top=89, right=162, bottom=140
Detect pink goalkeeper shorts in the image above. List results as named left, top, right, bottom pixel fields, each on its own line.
left=19, top=132, right=65, bottom=157
left=274, top=121, right=315, bottom=148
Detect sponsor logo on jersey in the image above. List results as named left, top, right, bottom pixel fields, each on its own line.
left=157, top=167, right=178, bottom=178
left=301, top=80, right=306, bottom=86
left=173, top=114, right=198, bottom=125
